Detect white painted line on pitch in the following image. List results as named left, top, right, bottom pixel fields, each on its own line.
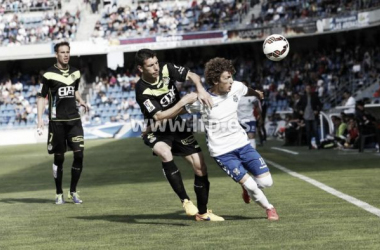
left=271, top=147, right=299, bottom=155
left=267, top=160, right=380, bottom=218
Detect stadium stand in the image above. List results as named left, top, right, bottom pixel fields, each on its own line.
left=251, top=0, right=380, bottom=27
left=0, top=0, right=62, bottom=13
left=92, top=0, right=250, bottom=39
left=2, top=39, right=379, bottom=129
left=0, top=0, right=80, bottom=46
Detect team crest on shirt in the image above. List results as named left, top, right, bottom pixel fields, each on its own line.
left=71, top=74, right=76, bottom=80
left=233, top=168, right=240, bottom=176
left=48, top=144, right=53, bottom=151
left=233, top=95, right=238, bottom=102
left=162, top=77, right=170, bottom=86
left=144, top=99, right=155, bottom=113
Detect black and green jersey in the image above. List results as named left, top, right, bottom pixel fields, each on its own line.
left=135, top=63, right=189, bottom=131
left=37, top=65, right=81, bottom=121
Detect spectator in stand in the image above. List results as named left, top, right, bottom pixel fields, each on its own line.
left=355, top=100, right=380, bottom=151
left=342, top=89, right=356, bottom=114
left=0, top=9, right=80, bottom=46
left=257, top=0, right=380, bottom=27
left=92, top=0, right=245, bottom=39
left=320, top=116, right=347, bottom=149
left=90, top=0, right=99, bottom=14
left=257, top=93, right=267, bottom=146
left=283, top=113, right=305, bottom=146
left=290, top=92, right=302, bottom=118
left=297, top=84, right=322, bottom=149
left=317, top=79, right=324, bottom=98
left=373, top=81, right=380, bottom=99
left=344, top=116, right=359, bottom=149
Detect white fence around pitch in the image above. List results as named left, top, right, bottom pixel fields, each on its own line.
left=265, top=103, right=380, bottom=140
left=0, top=119, right=143, bottom=147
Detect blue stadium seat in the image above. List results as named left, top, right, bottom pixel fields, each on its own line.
left=122, top=92, right=130, bottom=98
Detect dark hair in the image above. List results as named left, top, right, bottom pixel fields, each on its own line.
left=54, top=41, right=70, bottom=53
left=204, top=57, right=236, bottom=86
left=343, top=89, right=351, bottom=95
left=332, top=115, right=341, bottom=121
left=356, top=100, right=365, bottom=107
left=135, top=49, right=156, bottom=66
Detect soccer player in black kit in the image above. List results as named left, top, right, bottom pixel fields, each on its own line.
left=37, top=42, right=89, bottom=205
left=135, top=49, right=224, bottom=221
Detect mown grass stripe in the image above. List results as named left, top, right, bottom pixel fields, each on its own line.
left=271, top=147, right=299, bottom=155
left=267, top=160, right=380, bottom=218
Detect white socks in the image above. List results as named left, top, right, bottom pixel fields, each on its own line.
left=254, top=174, right=273, bottom=189
left=243, top=177, right=273, bottom=209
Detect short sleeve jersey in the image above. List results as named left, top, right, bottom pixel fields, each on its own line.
left=37, top=65, right=81, bottom=121
left=135, top=63, right=189, bottom=132
left=186, top=81, right=249, bottom=157
left=237, top=95, right=259, bottom=122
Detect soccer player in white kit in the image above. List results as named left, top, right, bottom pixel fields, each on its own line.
left=237, top=81, right=262, bottom=204
left=237, top=81, right=261, bottom=149
left=186, top=58, right=279, bottom=221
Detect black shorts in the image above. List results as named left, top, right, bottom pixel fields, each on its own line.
left=47, top=119, right=84, bottom=154
left=142, top=131, right=201, bottom=156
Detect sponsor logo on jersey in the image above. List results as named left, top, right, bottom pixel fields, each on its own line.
left=181, top=135, right=196, bottom=145
left=72, top=136, right=84, bottom=143
left=144, top=99, right=155, bottom=113
left=173, top=65, right=185, bottom=74
left=147, top=133, right=156, bottom=143
left=160, top=85, right=176, bottom=107
left=58, top=86, right=75, bottom=98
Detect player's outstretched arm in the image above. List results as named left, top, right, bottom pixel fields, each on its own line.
left=246, top=88, right=264, bottom=100
left=153, top=92, right=198, bottom=121
left=186, top=71, right=213, bottom=108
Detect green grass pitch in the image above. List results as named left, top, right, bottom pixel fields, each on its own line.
left=0, top=135, right=379, bottom=250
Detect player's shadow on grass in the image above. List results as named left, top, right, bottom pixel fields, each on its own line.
left=72, top=211, right=256, bottom=226
left=72, top=211, right=191, bottom=226
left=222, top=215, right=263, bottom=221
left=0, top=198, right=52, bottom=204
